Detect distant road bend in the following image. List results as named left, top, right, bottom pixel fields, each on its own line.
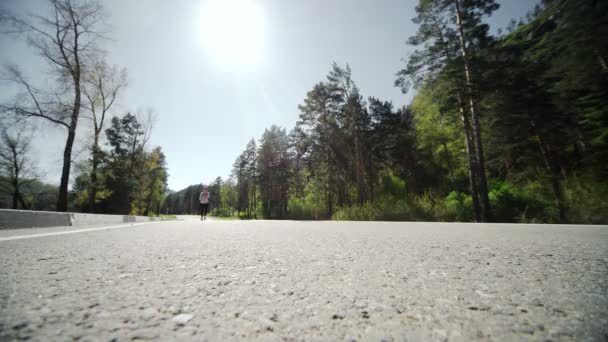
left=1, top=217, right=607, bottom=341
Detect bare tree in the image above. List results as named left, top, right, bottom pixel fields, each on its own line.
left=82, top=60, right=126, bottom=212
left=0, top=130, right=39, bottom=209
left=0, top=0, right=105, bottom=212
left=137, top=108, right=157, bottom=150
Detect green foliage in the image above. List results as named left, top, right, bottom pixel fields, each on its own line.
left=211, top=207, right=235, bottom=218
left=515, top=181, right=560, bottom=224
left=162, top=184, right=203, bottom=215
left=287, top=182, right=327, bottom=220
left=257, top=125, right=292, bottom=218
left=71, top=114, right=168, bottom=216
left=332, top=202, right=380, bottom=221
left=168, top=0, right=608, bottom=225
left=208, top=214, right=240, bottom=220
left=219, top=178, right=238, bottom=215
left=444, top=181, right=558, bottom=223
left=0, top=177, right=58, bottom=211
left=164, top=176, right=243, bottom=218
left=530, top=0, right=608, bottom=169
left=0, top=130, right=40, bottom=210
left=287, top=196, right=326, bottom=220
left=409, top=192, right=447, bottom=221
left=231, top=139, right=258, bottom=216
left=563, top=176, right=608, bottom=225
left=334, top=178, right=603, bottom=224
left=379, top=172, right=406, bottom=198
left=71, top=165, right=111, bottom=212
left=488, top=182, right=526, bottom=222
left=334, top=172, right=447, bottom=221
left=489, top=181, right=541, bottom=223
left=445, top=191, right=473, bottom=222
left=129, top=147, right=168, bottom=216
left=333, top=192, right=446, bottom=222
left=410, top=87, right=467, bottom=190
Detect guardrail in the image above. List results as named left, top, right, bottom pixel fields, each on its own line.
left=0, top=209, right=163, bottom=229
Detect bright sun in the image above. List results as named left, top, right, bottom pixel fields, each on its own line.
left=198, top=0, right=266, bottom=68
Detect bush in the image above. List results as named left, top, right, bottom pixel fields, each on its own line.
left=444, top=191, right=473, bottom=222
left=211, top=207, right=235, bottom=217
left=443, top=181, right=562, bottom=223
left=380, top=172, right=407, bottom=198
left=564, top=176, right=608, bottom=224
left=333, top=192, right=448, bottom=222
left=287, top=195, right=327, bottom=220
left=511, top=177, right=608, bottom=224
left=331, top=177, right=608, bottom=224
left=332, top=202, right=380, bottom=221
left=514, top=180, right=558, bottom=223
left=489, top=181, right=533, bottom=223
left=411, top=192, right=448, bottom=221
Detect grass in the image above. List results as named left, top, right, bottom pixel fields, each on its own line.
left=208, top=215, right=240, bottom=220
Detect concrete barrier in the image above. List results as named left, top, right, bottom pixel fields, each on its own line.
left=0, top=209, right=71, bottom=229
left=135, top=216, right=162, bottom=223
left=69, top=213, right=126, bottom=226
left=0, top=209, right=164, bottom=229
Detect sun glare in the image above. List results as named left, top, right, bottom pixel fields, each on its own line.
left=198, top=0, right=266, bottom=68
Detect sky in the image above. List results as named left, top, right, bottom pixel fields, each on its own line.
left=0, top=0, right=538, bottom=191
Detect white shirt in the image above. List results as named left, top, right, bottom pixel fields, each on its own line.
left=199, top=191, right=210, bottom=204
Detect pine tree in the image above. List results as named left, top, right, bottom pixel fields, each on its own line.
left=396, top=0, right=500, bottom=221
left=296, top=81, right=341, bottom=217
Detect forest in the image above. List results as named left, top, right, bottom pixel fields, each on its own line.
left=0, top=0, right=168, bottom=216
left=1, top=0, right=606, bottom=223
left=164, top=0, right=607, bottom=224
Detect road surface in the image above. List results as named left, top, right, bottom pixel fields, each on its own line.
left=1, top=217, right=607, bottom=341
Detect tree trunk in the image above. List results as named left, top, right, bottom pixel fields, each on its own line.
left=144, top=179, right=156, bottom=217
left=12, top=190, right=18, bottom=209
left=355, top=132, right=366, bottom=205
left=12, top=186, right=27, bottom=209
left=295, top=155, right=301, bottom=198
left=596, top=50, right=608, bottom=72
left=541, top=145, right=568, bottom=223
left=469, top=95, right=491, bottom=222
left=431, top=11, right=481, bottom=222
left=57, top=14, right=84, bottom=212
left=549, top=172, right=567, bottom=223
left=366, top=160, right=374, bottom=203
left=88, top=135, right=100, bottom=213
left=11, top=147, right=21, bottom=209
left=57, top=126, right=77, bottom=212
left=442, top=141, right=455, bottom=185
left=18, top=192, right=28, bottom=210
left=88, top=156, right=98, bottom=212
left=530, top=119, right=568, bottom=223
left=455, top=0, right=491, bottom=222
left=322, top=105, right=333, bottom=217
left=252, top=150, right=257, bottom=219
left=457, top=92, right=482, bottom=222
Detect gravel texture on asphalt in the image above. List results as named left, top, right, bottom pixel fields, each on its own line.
left=1, top=217, right=607, bottom=341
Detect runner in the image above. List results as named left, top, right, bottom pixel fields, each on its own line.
left=199, top=186, right=210, bottom=220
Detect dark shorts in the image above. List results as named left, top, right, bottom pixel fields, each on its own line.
left=200, top=203, right=209, bottom=216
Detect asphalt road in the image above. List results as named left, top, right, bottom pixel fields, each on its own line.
left=1, top=217, right=607, bottom=341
